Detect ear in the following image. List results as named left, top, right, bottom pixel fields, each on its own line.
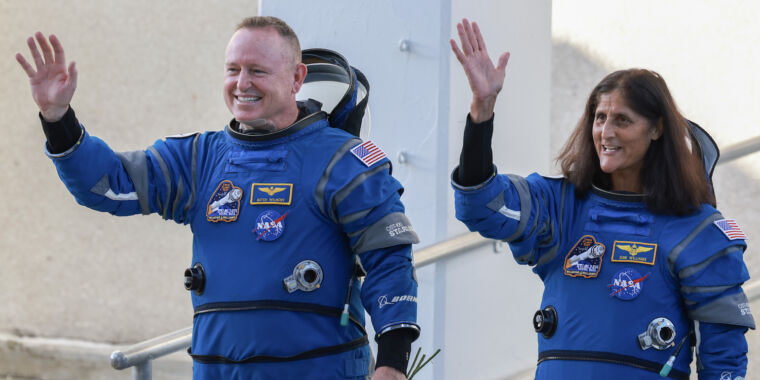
left=650, top=119, right=664, bottom=141
left=292, top=62, right=307, bottom=94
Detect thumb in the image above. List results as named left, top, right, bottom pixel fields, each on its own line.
left=496, top=52, right=510, bottom=73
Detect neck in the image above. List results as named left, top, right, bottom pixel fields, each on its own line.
left=269, top=105, right=300, bottom=131
left=239, top=104, right=300, bottom=133
left=610, top=171, right=642, bottom=193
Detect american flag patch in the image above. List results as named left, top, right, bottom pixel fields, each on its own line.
left=350, top=141, right=387, bottom=167
left=714, top=219, right=747, bottom=240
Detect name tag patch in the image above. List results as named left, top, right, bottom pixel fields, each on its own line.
left=251, top=183, right=293, bottom=205
left=611, top=241, right=657, bottom=266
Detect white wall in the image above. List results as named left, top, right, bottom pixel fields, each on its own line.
left=262, top=1, right=552, bottom=379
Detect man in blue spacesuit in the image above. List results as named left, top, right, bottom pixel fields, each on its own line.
left=16, top=16, right=419, bottom=380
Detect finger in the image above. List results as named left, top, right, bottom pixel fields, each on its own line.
left=68, top=61, right=78, bottom=88
left=457, top=23, right=472, bottom=56
left=450, top=39, right=465, bottom=64
left=50, top=34, right=65, bottom=65
left=15, top=53, right=37, bottom=78
left=27, top=36, right=44, bottom=72
left=496, top=52, right=510, bottom=73
left=463, top=19, right=480, bottom=52
left=472, top=22, right=487, bottom=55
left=35, top=31, right=54, bottom=66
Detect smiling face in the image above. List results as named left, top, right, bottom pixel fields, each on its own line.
left=223, top=27, right=306, bottom=130
left=592, top=89, right=662, bottom=193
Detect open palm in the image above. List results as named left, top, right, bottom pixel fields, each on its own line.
left=450, top=19, right=509, bottom=123
left=15, top=32, right=77, bottom=121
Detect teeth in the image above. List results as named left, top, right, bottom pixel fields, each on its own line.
left=237, top=96, right=261, bottom=102
left=603, top=145, right=619, bottom=152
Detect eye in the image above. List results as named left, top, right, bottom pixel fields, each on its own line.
left=595, top=113, right=606, bottom=123
left=250, top=68, right=267, bottom=76
left=226, top=67, right=239, bottom=74
left=618, top=115, right=633, bottom=125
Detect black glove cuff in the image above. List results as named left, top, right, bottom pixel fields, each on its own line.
left=40, top=106, right=81, bottom=154
left=458, top=112, right=495, bottom=186
left=375, top=328, right=416, bottom=374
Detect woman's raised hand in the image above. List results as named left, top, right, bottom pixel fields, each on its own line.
left=450, top=19, right=509, bottom=123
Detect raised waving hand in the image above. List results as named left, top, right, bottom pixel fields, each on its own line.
left=15, top=32, right=78, bottom=122
left=450, top=19, right=509, bottom=123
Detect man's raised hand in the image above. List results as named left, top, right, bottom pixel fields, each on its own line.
left=15, top=32, right=77, bottom=122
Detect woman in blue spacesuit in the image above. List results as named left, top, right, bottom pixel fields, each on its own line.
left=449, top=18, right=754, bottom=379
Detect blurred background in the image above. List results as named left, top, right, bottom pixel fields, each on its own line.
left=0, top=0, right=757, bottom=378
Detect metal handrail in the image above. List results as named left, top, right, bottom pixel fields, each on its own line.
left=717, top=135, right=760, bottom=164
left=110, top=326, right=192, bottom=380
left=415, top=232, right=491, bottom=267
left=108, top=135, right=760, bottom=378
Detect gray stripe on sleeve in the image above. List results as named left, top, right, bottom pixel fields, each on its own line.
left=315, top=138, right=362, bottom=216
left=504, top=174, right=532, bottom=242
left=330, top=162, right=391, bottom=222
left=687, top=291, right=755, bottom=329
left=182, top=134, right=200, bottom=221
left=339, top=208, right=373, bottom=225
left=678, top=245, right=744, bottom=280
left=115, top=150, right=151, bottom=215
left=147, top=146, right=173, bottom=220
left=535, top=180, right=568, bottom=267
left=89, top=175, right=111, bottom=196
left=486, top=192, right=521, bottom=221
left=172, top=177, right=184, bottom=222
left=351, top=212, right=420, bottom=254
left=681, top=284, right=736, bottom=295
left=667, top=212, right=723, bottom=277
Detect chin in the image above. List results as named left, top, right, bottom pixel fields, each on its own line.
left=598, top=161, right=617, bottom=174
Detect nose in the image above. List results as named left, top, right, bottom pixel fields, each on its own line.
left=600, top=120, right=615, bottom=139
left=237, top=71, right=253, bottom=92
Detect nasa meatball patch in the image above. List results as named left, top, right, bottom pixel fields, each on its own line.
left=608, top=268, right=649, bottom=300
left=255, top=210, right=287, bottom=241
left=206, top=180, right=243, bottom=222
left=563, top=235, right=606, bottom=278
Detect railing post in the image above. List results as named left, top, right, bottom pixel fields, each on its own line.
left=133, top=361, right=152, bottom=380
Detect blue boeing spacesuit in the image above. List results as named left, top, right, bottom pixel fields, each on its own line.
left=45, top=97, right=420, bottom=379
left=453, top=169, right=754, bottom=379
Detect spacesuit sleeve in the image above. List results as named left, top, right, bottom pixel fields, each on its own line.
left=452, top=171, right=566, bottom=268
left=696, top=322, right=748, bottom=380
left=667, top=211, right=754, bottom=378
left=46, top=122, right=200, bottom=224
left=315, top=139, right=420, bottom=340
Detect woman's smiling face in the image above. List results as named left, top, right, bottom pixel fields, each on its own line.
left=592, top=89, right=662, bottom=193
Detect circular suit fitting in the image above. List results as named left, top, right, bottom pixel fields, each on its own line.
left=638, top=317, right=676, bottom=350
left=184, top=263, right=205, bottom=295
left=533, top=305, right=558, bottom=338
left=283, top=260, right=324, bottom=293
